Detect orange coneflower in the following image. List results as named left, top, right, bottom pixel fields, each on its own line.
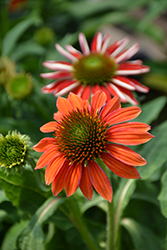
left=33, top=91, right=153, bottom=202
left=41, top=32, right=150, bottom=104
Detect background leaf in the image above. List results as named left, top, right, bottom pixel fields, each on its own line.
left=121, top=218, right=161, bottom=250
left=158, top=170, right=167, bottom=218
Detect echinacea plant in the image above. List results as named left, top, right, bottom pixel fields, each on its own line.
left=33, top=90, right=154, bottom=250
left=41, top=32, right=150, bottom=104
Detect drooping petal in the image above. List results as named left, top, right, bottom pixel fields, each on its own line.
left=52, top=160, right=70, bottom=196
left=79, top=164, right=93, bottom=200
left=88, top=160, right=112, bottom=202
left=101, top=152, right=141, bottom=179
left=35, top=146, right=59, bottom=169
left=113, top=85, right=138, bottom=105
left=65, top=162, right=82, bottom=197
left=107, top=128, right=154, bottom=145
left=40, top=121, right=59, bottom=133
left=33, top=138, right=55, bottom=152
left=108, top=83, right=128, bottom=103
left=103, top=106, right=141, bottom=125
left=100, top=96, right=121, bottom=119
left=68, top=92, right=84, bottom=111
left=116, top=64, right=150, bottom=75
left=91, top=90, right=107, bottom=115
left=105, top=143, right=147, bottom=166
left=45, top=154, right=66, bottom=185
left=127, top=77, right=149, bottom=93
left=100, top=85, right=112, bottom=102
left=92, top=85, right=101, bottom=94
left=112, top=76, right=136, bottom=90
left=41, top=81, right=59, bottom=94
left=54, top=81, right=80, bottom=97
left=57, top=96, right=73, bottom=115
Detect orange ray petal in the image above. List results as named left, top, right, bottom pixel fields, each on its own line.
left=40, top=121, right=58, bottom=133
left=108, top=122, right=151, bottom=132
left=107, top=129, right=154, bottom=145
left=65, top=162, right=82, bottom=197
left=105, top=143, right=147, bottom=166
left=103, top=106, right=141, bottom=126
left=35, top=146, right=59, bottom=169
left=79, top=164, right=93, bottom=200
left=68, top=92, right=84, bottom=111
left=45, top=154, right=66, bottom=185
left=33, top=138, right=56, bottom=152
left=101, top=152, right=141, bottom=179
left=88, top=160, right=112, bottom=202
left=53, top=111, right=63, bottom=121
left=57, top=96, right=73, bottom=115
left=52, top=161, right=70, bottom=196
left=100, top=96, right=121, bottom=119
left=91, top=90, right=107, bottom=115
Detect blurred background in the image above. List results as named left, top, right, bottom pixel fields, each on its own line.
left=0, top=0, right=167, bottom=250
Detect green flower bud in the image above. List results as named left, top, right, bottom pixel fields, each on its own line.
left=0, top=57, right=16, bottom=85
left=34, top=26, right=55, bottom=46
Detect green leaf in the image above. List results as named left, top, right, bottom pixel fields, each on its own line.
left=1, top=220, right=29, bottom=250
left=11, top=41, right=46, bottom=61
left=0, top=169, right=49, bottom=214
left=0, top=189, right=8, bottom=203
left=158, top=170, right=167, bottom=218
left=137, top=121, right=167, bottom=180
left=17, top=197, right=65, bottom=250
left=136, top=96, right=167, bottom=124
left=2, top=16, right=42, bottom=56
left=121, top=218, right=161, bottom=250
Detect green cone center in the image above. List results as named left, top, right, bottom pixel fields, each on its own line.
left=0, top=135, right=26, bottom=168
left=72, top=53, right=117, bottom=86
left=55, top=109, right=107, bottom=164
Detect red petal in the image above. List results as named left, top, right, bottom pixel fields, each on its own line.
left=100, top=96, right=121, bottom=119
left=113, top=85, right=138, bottom=105
left=103, top=106, right=141, bottom=125
left=92, top=85, right=101, bottom=94
left=107, top=129, right=154, bottom=145
left=127, top=77, right=149, bottom=93
left=40, top=121, right=58, bottom=133
left=65, top=162, right=82, bottom=197
left=41, top=81, right=58, bottom=94
left=105, top=143, right=147, bottom=166
left=91, top=90, right=107, bottom=115
left=81, top=86, right=91, bottom=100
left=101, top=152, right=141, bottom=179
left=100, top=85, right=112, bottom=102
left=45, top=154, right=66, bottom=185
left=79, top=164, right=93, bottom=200
left=40, top=71, right=72, bottom=80
left=53, top=79, right=76, bottom=93
left=33, top=138, right=56, bottom=152
left=52, top=161, right=70, bottom=196
left=68, top=92, right=84, bottom=111
left=57, top=96, right=73, bottom=115
left=91, top=32, right=102, bottom=52
left=88, top=161, right=112, bottom=202
left=35, top=146, right=59, bottom=169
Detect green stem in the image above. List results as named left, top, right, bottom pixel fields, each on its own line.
left=67, top=197, right=100, bottom=250
left=96, top=158, right=116, bottom=250
left=106, top=201, right=115, bottom=250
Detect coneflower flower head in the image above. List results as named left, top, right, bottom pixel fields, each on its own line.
left=33, top=91, right=154, bottom=202
left=41, top=32, right=150, bottom=104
